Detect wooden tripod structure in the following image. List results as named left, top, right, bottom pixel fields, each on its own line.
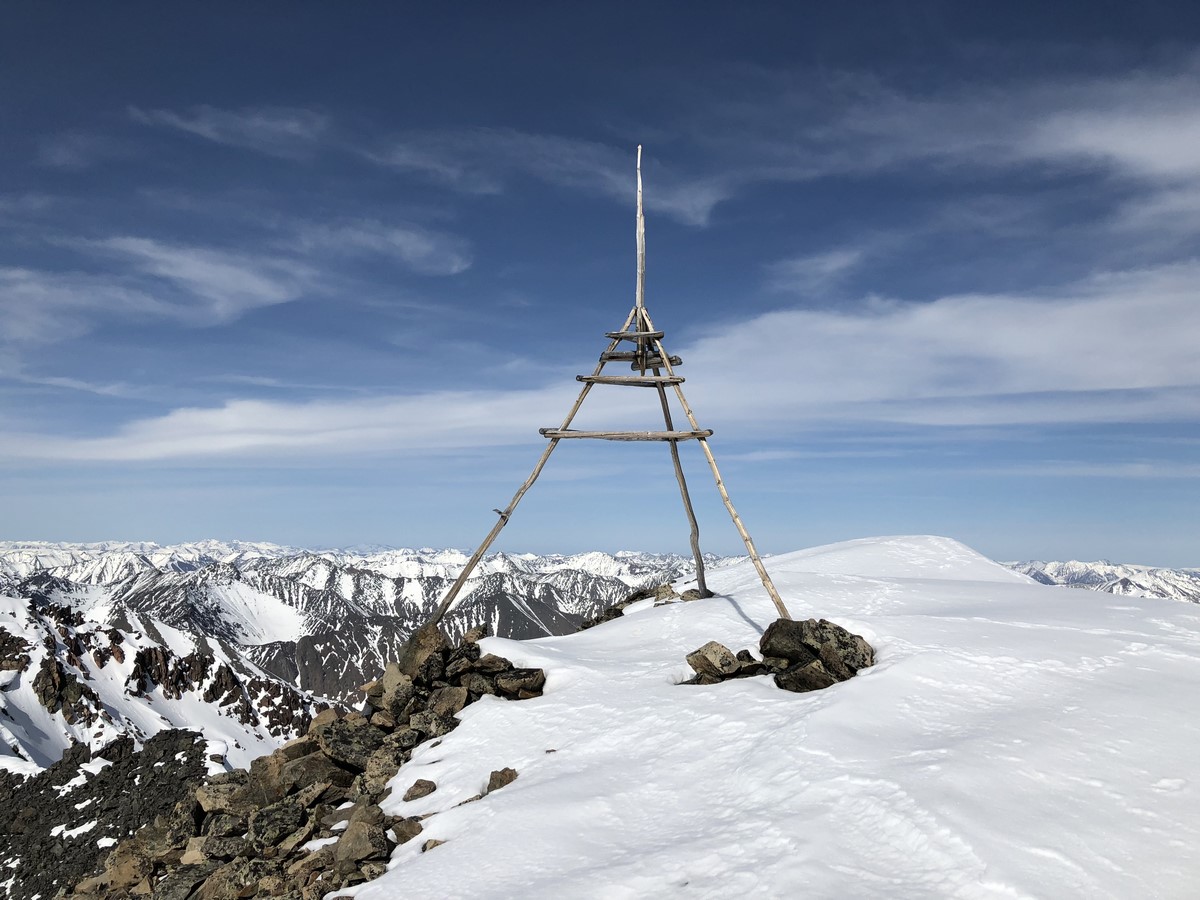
left=427, top=146, right=793, bottom=626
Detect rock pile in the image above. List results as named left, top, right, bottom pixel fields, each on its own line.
left=65, top=627, right=544, bottom=899
left=579, top=582, right=702, bottom=630
left=683, top=617, right=875, bottom=692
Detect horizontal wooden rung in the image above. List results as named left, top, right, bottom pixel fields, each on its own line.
left=577, top=375, right=684, bottom=386
left=598, top=351, right=683, bottom=367
left=605, top=330, right=664, bottom=341
left=540, top=429, right=713, bottom=441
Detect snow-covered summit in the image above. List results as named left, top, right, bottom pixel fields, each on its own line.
left=341, top=534, right=1200, bottom=898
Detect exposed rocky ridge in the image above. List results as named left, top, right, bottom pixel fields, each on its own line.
left=0, top=730, right=208, bottom=900
left=0, top=592, right=328, bottom=773
left=1006, top=559, right=1200, bottom=605
left=683, top=617, right=876, bottom=692
left=50, top=628, right=544, bottom=899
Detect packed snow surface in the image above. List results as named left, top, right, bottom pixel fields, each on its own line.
left=351, top=535, right=1199, bottom=899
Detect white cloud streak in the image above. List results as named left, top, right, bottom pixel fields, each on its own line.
left=766, top=248, right=865, bottom=293
left=0, top=239, right=315, bottom=345
left=681, top=260, right=1200, bottom=427
left=296, top=220, right=472, bottom=276
left=5, top=260, right=1197, bottom=462
left=0, top=387, right=574, bottom=462
left=129, top=105, right=330, bottom=158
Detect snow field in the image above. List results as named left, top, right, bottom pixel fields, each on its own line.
left=348, top=536, right=1200, bottom=899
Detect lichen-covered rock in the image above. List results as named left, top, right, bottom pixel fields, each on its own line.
left=196, top=772, right=251, bottom=814
left=760, top=617, right=875, bottom=693
left=278, top=749, right=356, bottom=793
left=685, top=641, right=740, bottom=679
left=408, top=709, right=458, bottom=738
left=379, top=662, right=416, bottom=718
left=334, top=820, right=390, bottom=865
left=248, top=798, right=304, bottom=847
left=194, top=857, right=279, bottom=900
left=394, top=622, right=450, bottom=679
left=427, top=685, right=469, bottom=718
left=315, top=718, right=387, bottom=771
left=760, top=617, right=874, bottom=680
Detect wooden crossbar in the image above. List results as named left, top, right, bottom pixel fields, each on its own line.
left=539, top=429, right=713, bottom=441
left=598, top=351, right=683, bottom=366
left=605, top=330, right=664, bottom=341
left=577, top=374, right=683, bottom=386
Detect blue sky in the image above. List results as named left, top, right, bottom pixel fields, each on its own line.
left=3, top=3, right=1200, bottom=565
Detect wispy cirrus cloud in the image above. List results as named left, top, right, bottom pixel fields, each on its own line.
left=0, top=387, right=572, bottom=462
left=0, top=238, right=316, bottom=345
left=765, top=248, right=865, bottom=294
left=114, top=59, right=1200, bottom=236
left=682, top=259, right=1200, bottom=428
left=86, top=237, right=314, bottom=323
left=6, top=258, right=1199, bottom=462
left=295, top=219, right=472, bottom=276
left=692, top=58, right=1200, bottom=206
left=35, top=131, right=134, bottom=170
left=129, top=105, right=330, bottom=158
left=0, top=267, right=163, bottom=343
left=369, top=128, right=736, bottom=226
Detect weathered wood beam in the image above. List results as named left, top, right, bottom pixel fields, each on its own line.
left=604, top=330, right=664, bottom=341
left=538, top=428, right=713, bottom=441
left=577, top=374, right=683, bottom=386
left=598, top=351, right=683, bottom=367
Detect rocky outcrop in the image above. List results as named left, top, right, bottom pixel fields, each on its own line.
left=30, top=654, right=102, bottom=726
left=683, top=617, right=875, bottom=692
left=0, top=730, right=208, bottom=900
left=0, top=628, right=32, bottom=672
left=64, top=628, right=543, bottom=899
left=0, top=592, right=328, bottom=771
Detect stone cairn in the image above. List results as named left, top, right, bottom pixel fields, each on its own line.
left=69, top=625, right=544, bottom=899
left=684, top=617, right=876, bottom=693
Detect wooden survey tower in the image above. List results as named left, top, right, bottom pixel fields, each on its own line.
left=428, top=147, right=792, bottom=625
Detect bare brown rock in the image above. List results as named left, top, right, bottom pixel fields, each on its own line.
left=485, top=767, right=519, bottom=794
left=402, top=778, right=437, bottom=801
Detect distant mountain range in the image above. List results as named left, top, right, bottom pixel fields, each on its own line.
left=0, top=541, right=731, bottom=774
left=1005, top=559, right=1200, bottom=605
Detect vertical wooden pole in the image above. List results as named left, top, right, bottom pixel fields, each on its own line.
left=653, top=378, right=710, bottom=597
left=641, top=308, right=793, bottom=621
left=635, top=145, right=646, bottom=312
